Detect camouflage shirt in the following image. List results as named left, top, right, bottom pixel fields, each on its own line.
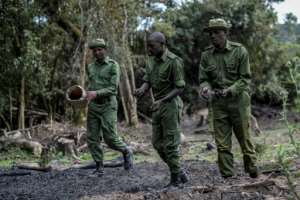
left=199, top=40, right=251, bottom=95
left=143, top=49, right=185, bottom=100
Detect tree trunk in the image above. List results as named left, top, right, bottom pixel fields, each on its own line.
left=119, top=65, right=138, bottom=126
left=118, top=4, right=138, bottom=127
left=77, top=42, right=88, bottom=127
left=18, top=77, right=25, bottom=129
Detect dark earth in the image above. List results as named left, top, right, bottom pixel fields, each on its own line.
left=0, top=160, right=289, bottom=200
left=0, top=106, right=299, bottom=200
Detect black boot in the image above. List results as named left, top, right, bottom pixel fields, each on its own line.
left=122, top=147, right=133, bottom=170
left=164, top=173, right=181, bottom=188
left=179, top=170, right=189, bottom=184
left=249, top=169, right=259, bottom=178
left=92, top=161, right=104, bottom=177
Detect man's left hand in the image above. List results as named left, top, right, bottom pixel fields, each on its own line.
left=86, top=91, right=97, bottom=101
left=151, top=100, right=162, bottom=111
left=220, top=88, right=231, bottom=97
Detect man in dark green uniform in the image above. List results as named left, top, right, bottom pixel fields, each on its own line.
left=199, top=19, right=258, bottom=178
left=86, top=38, right=133, bottom=176
left=135, top=32, right=188, bottom=187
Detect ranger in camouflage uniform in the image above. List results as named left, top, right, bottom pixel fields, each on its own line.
left=135, top=32, right=188, bottom=187
left=199, top=19, right=258, bottom=178
left=86, top=38, right=133, bottom=176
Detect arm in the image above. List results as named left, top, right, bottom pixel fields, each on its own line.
left=158, top=87, right=184, bottom=103
left=161, top=58, right=185, bottom=102
left=199, top=53, right=212, bottom=97
left=227, top=46, right=251, bottom=95
left=134, top=60, right=151, bottom=98
left=134, top=82, right=150, bottom=98
left=152, top=58, right=185, bottom=110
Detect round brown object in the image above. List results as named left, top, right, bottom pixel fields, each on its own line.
left=69, top=86, right=83, bottom=100
left=66, top=85, right=86, bottom=102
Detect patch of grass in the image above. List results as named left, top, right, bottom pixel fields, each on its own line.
left=0, top=146, right=39, bottom=167
left=133, top=152, right=159, bottom=163
left=184, top=142, right=217, bottom=162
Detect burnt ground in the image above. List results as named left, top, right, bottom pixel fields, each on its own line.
left=0, top=106, right=299, bottom=200
left=0, top=160, right=291, bottom=200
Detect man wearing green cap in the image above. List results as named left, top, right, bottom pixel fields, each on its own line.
left=199, top=19, right=258, bottom=179
left=135, top=32, right=188, bottom=187
left=86, top=38, right=133, bottom=176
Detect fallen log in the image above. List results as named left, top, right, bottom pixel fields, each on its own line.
left=0, top=171, right=31, bottom=177
left=191, top=186, right=215, bottom=193
left=16, top=165, right=52, bottom=172
left=0, top=131, right=43, bottom=156
left=75, top=159, right=124, bottom=169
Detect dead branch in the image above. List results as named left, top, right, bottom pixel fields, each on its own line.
left=137, top=111, right=152, bottom=124
left=16, top=165, right=52, bottom=172
left=74, top=159, right=124, bottom=169
left=191, top=186, right=215, bottom=193
left=0, top=171, right=32, bottom=177
left=235, top=179, right=276, bottom=189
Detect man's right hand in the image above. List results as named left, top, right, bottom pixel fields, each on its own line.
left=134, top=88, right=145, bottom=98
left=200, top=86, right=211, bottom=98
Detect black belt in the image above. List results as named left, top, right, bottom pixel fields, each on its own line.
left=93, top=97, right=110, bottom=105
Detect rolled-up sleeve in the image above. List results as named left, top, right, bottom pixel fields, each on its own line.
left=199, top=54, right=212, bottom=90
left=228, top=46, right=251, bottom=95
left=172, top=58, right=185, bottom=88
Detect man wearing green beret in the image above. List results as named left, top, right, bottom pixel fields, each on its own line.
left=86, top=38, right=133, bottom=176
left=135, top=32, right=188, bottom=187
left=199, top=19, right=258, bottom=179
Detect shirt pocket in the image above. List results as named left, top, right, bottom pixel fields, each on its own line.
left=95, top=71, right=111, bottom=86
left=225, top=60, right=238, bottom=74
left=158, top=63, right=171, bottom=83
left=225, top=60, right=239, bottom=81
left=203, top=64, right=218, bottom=79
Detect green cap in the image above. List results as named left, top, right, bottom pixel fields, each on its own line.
left=203, top=18, right=231, bottom=32
left=88, top=38, right=106, bottom=49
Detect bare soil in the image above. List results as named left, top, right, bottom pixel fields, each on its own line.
left=0, top=160, right=291, bottom=200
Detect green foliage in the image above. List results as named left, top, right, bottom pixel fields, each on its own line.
left=277, top=145, right=300, bottom=200
left=0, top=146, right=39, bottom=167
left=146, top=0, right=300, bottom=106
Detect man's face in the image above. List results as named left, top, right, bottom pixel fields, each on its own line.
left=147, top=41, right=163, bottom=57
left=209, top=29, right=227, bottom=48
left=93, top=47, right=106, bottom=60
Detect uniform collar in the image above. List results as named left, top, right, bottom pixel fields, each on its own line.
left=212, top=40, right=233, bottom=53
left=155, top=48, right=168, bottom=62
left=96, top=56, right=109, bottom=65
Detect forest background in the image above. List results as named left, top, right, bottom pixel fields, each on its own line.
left=1, top=0, right=300, bottom=131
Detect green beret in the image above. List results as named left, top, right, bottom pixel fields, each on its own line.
left=88, top=38, right=106, bottom=49
left=204, top=18, right=231, bottom=32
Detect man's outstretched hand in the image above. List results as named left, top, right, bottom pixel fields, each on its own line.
left=86, top=91, right=97, bottom=101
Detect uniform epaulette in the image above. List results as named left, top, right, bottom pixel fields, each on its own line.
left=167, top=52, right=177, bottom=59
left=108, top=58, right=117, bottom=64
left=204, top=45, right=214, bottom=51
left=229, top=41, right=242, bottom=47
